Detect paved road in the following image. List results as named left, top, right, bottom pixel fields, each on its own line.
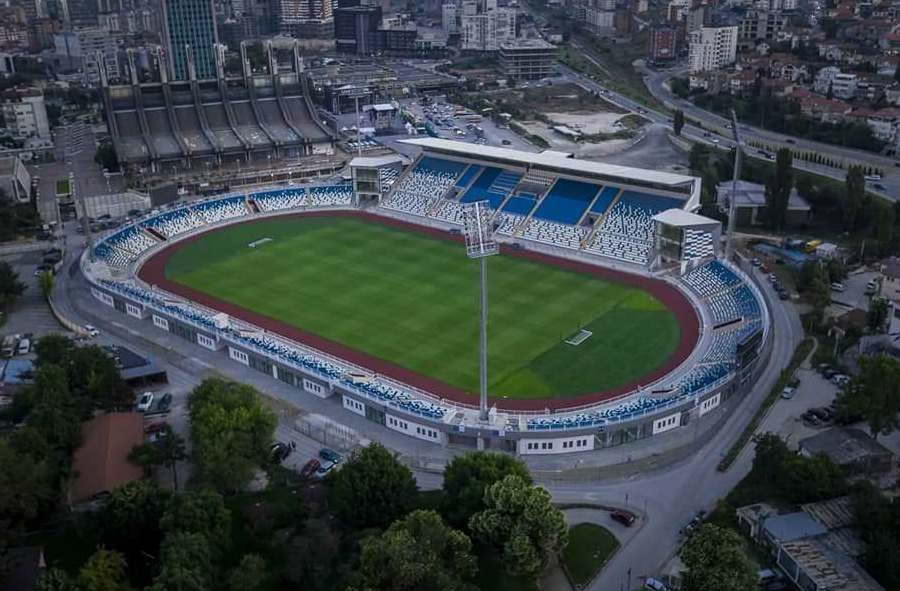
left=642, top=66, right=900, bottom=200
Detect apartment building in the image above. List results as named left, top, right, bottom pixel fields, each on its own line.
left=689, top=26, right=738, bottom=73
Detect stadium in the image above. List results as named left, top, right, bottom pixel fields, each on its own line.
left=81, top=138, right=771, bottom=455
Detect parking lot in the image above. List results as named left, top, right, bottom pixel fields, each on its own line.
left=767, top=366, right=842, bottom=449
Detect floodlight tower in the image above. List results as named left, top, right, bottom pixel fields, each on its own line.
left=725, top=109, right=743, bottom=261
left=462, top=201, right=498, bottom=423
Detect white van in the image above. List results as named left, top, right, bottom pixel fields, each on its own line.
left=16, top=338, right=30, bottom=355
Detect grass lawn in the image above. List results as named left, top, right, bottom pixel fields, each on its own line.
left=562, top=523, right=620, bottom=586
left=55, top=178, right=71, bottom=196
left=165, top=216, right=680, bottom=400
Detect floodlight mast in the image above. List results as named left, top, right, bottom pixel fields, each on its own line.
left=462, top=201, right=498, bottom=423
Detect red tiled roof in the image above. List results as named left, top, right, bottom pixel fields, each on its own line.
left=71, top=413, right=144, bottom=503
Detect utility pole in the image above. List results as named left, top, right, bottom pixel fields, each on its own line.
left=725, top=109, right=743, bottom=262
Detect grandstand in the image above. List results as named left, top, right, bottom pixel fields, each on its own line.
left=82, top=140, right=769, bottom=456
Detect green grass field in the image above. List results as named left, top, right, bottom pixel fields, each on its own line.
left=164, top=216, right=680, bottom=400
left=562, top=523, right=620, bottom=586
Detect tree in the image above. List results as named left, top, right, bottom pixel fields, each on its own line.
left=347, top=510, right=477, bottom=591
left=160, top=490, right=231, bottom=554
left=65, top=345, right=134, bottom=412
left=442, top=452, right=531, bottom=529
left=284, top=518, right=341, bottom=591
left=844, top=166, right=866, bottom=232
left=680, top=524, right=756, bottom=591
left=689, top=143, right=710, bottom=175
left=0, top=261, right=25, bottom=310
left=94, top=142, right=119, bottom=173
left=875, top=202, right=895, bottom=254
left=38, top=270, right=54, bottom=300
left=764, top=148, right=793, bottom=231
left=34, top=334, right=74, bottom=367
left=834, top=355, right=900, bottom=439
left=188, top=378, right=277, bottom=493
left=228, top=554, right=269, bottom=591
left=129, top=432, right=187, bottom=490
left=469, top=475, right=567, bottom=580
left=0, top=439, right=55, bottom=531
left=149, top=532, right=213, bottom=591
left=36, top=568, right=72, bottom=591
left=74, top=549, right=132, bottom=591
left=868, top=298, right=889, bottom=333
left=673, top=109, right=685, bottom=136
left=328, top=442, right=417, bottom=530
left=27, top=364, right=80, bottom=451
left=97, top=481, right=169, bottom=582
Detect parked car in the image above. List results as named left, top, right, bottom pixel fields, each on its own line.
left=157, top=392, right=173, bottom=411
left=84, top=324, right=100, bottom=337
left=270, top=442, right=292, bottom=463
left=802, top=413, right=821, bottom=427
left=831, top=374, right=850, bottom=387
left=319, top=448, right=342, bottom=463
left=751, top=258, right=762, bottom=267
left=16, top=338, right=30, bottom=355
left=300, top=458, right=321, bottom=478
left=830, top=282, right=846, bottom=292
left=136, top=392, right=154, bottom=412
left=610, top=509, right=636, bottom=527
left=314, top=460, right=336, bottom=478
left=780, top=386, right=796, bottom=399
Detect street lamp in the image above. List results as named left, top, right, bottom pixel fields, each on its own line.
left=462, top=200, right=498, bottom=423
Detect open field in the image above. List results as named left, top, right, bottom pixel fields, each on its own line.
left=157, top=214, right=685, bottom=404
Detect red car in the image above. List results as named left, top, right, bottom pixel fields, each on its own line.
left=610, top=509, right=637, bottom=527
left=300, top=458, right=320, bottom=479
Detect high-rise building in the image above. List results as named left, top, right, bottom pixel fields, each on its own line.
left=499, top=38, right=555, bottom=80
left=161, top=0, right=219, bottom=80
left=688, top=25, right=737, bottom=73
left=54, top=27, right=121, bottom=85
left=0, top=88, right=51, bottom=139
left=334, top=0, right=381, bottom=55
left=649, top=24, right=677, bottom=64
left=458, top=0, right=515, bottom=51
left=277, top=0, right=333, bottom=37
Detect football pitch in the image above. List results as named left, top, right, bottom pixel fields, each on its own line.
left=163, top=215, right=682, bottom=401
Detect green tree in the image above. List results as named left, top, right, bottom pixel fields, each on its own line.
left=328, top=442, right=417, bottom=530
left=129, top=432, right=187, bottom=490
left=868, top=298, right=889, bottom=332
left=65, top=345, right=134, bottom=412
left=28, top=364, right=80, bottom=451
left=469, top=475, right=567, bottom=580
left=844, top=166, right=866, bottom=232
left=680, top=524, right=756, bottom=591
left=347, top=510, right=477, bottom=591
left=33, top=334, right=75, bottom=367
left=160, top=490, right=231, bottom=553
left=188, top=378, right=277, bottom=493
left=0, top=260, right=25, bottom=310
left=36, top=568, right=72, bottom=591
left=149, top=532, right=213, bottom=591
left=689, top=143, right=710, bottom=175
left=98, top=481, right=169, bottom=582
left=673, top=109, right=685, bottom=136
left=94, top=143, right=119, bottom=173
left=442, top=451, right=532, bottom=528
left=764, top=148, right=793, bottom=231
left=834, top=355, right=900, bottom=439
left=38, top=270, right=54, bottom=299
left=0, top=438, right=55, bottom=531
left=74, top=549, right=132, bottom=591
left=228, top=554, right=269, bottom=591
left=284, top=518, right=340, bottom=591
left=875, top=202, right=895, bottom=254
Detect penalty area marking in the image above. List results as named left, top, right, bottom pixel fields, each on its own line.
left=248, top=238, right=273, bottom=248
left=565, top=329, right=593, bottom=346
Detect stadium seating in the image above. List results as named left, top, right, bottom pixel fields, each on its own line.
left=380, top=167, right=400, bottom=189
left=683, top=229, right=715, bottom=260
left=502, top=194, right=538, bottom=216
left=456, top=165, right=482, bottom=189
left=590, top=186, right=620, bottom=215
left=253, top=188, right=306, bottom=212
left=585, top=229, right=652, bottom=265
left=142, top=207, right=205, bottom=238
left=106, top=226, right=158, bottom=255
left=520, top=217, right=588, bottom=249
left=583, top=191, right=680, bottom=265
left=531, top=179, right=600, bottom=225
left=460, top=167, right=521, bottom=209
left=494, top=212, right=524, bottom=235
left=93, top=243, right=133, bottom=267
left=677, top=362, right=732, bottom=395
left=194, top=195, right=249, bottom=224
left=682, top=261, right=741, bottom=297
left=383, top=157, right=464, bottom=216
left=101, top=280, right=163, bottom=305
left=433, top=199, right=466, bottom=225
left=306, top=185, right=353, bottom=207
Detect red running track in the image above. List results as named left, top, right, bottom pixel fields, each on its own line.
left=138, top=210, right=700, bottom=412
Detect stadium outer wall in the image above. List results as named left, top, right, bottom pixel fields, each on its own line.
left=84, top=205, right=773, bottom=456
left=136, top=210, right=700, bottom=413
